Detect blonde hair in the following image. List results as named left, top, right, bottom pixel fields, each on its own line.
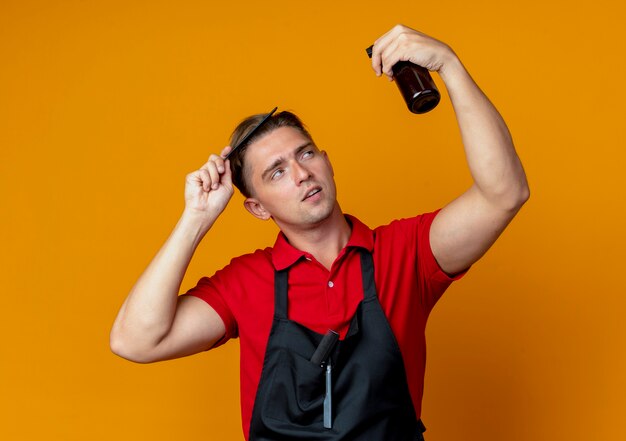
left=228, top=111, right=314, bottom=197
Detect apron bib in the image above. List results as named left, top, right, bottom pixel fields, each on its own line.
left=249, top=249, right=426, bottom=441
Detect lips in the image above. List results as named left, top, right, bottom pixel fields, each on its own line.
left=302, top=186, right=322, bottom=201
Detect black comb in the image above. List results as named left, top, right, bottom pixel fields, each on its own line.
left=224, top=106, right=278, bottom=160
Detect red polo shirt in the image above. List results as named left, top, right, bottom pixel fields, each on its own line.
left=183, top=210, right=465, bottom=439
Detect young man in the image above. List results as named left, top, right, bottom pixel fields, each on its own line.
left=110, top=24, right=529, bottom=440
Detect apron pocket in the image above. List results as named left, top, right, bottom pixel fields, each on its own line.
left=263, top=349, right=325, bottom=425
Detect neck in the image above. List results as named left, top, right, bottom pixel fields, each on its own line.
left=279, top=203, right=351, bottom=271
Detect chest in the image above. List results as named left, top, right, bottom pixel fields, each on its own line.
left=234, top=250, right=421, bottom=350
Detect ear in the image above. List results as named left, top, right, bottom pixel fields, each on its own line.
left=244, top=197, right=271, bottom=221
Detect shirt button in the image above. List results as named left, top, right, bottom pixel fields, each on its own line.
left=328, top=281, right=334, bottom=288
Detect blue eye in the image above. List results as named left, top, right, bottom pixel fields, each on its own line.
left=302, top=150, right=314, bottom=159
left=271, top=169, right=284, bottom=180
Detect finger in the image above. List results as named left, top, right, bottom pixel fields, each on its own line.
left=222, top=158, right=232, bottom=183
left=371, top=34, right=393, bottom=76
left=187, top=170, right=201, bottom=186
left=372, top=24, right=408, bottom=76
left=371, top=44, right=383, bottom=76
left=380, top=40, right=401, bottom=78
left=220, top=145, right=232, bottom=159
left=198, top=168, right=212, bottom=192
left=187, top=169, right=209, bottom=193
left=208, top=153, right=225, bottom=174
left=205, top=161, right=221, bottom=190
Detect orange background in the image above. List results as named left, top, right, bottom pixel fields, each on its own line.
left=1, top=1, right=625, bottom=440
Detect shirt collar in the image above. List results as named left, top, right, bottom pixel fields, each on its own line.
left=271, top=214, right=374, bottom=270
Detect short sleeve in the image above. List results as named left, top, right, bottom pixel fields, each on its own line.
left=181, top=271, right=239, bottom=348
left=416, top=209, right=469, bottom=312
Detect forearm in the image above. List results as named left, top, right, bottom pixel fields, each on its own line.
left=111, top=209, right=216, bottom=352
left=440, top=57, right=529, bottom=207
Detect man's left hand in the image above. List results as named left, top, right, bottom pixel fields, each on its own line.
left=369, top=24, right=457, bottom=81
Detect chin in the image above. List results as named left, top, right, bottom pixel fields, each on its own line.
left=274, top=196, right=339, bottom=229
left=303, top=200, right=338, bottom=225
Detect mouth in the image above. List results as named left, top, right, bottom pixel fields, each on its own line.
left=302, top=186, right=322, bottom=201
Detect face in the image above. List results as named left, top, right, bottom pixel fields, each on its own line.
left=243, top=126, right=338, bottom=230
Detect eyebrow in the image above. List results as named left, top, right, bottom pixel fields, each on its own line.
left=261, top=142, right=314, bottom=181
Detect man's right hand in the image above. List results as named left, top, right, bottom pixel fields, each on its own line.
left=110, top=146, right=234, bottom=363
left=184, top=146, right=234, bottom=223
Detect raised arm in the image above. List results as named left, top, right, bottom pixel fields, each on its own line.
left=370, top=25, right=530, bottom=275
left=110, top=146, right=234, bottom=363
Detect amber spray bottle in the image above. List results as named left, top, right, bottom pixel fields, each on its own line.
left=366, top=45, right=440, bottom=114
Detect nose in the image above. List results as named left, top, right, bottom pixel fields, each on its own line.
left=291, top=160, right=312, bottom=185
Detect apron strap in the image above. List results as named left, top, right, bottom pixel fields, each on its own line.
left=274, top=268, right=289, bottom=319
left=359, top=249, right=378, bottom=301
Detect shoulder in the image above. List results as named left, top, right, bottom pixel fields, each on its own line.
left=344, top=212, right=440, bottom=256
left=215, top=247, right=275, bottom=282
left=186, top=246, right=275, bottom=317
left=372, top=210, right=440, bottom=243
left=229, top=247, right=273, bottom=266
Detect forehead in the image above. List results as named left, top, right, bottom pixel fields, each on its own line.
left=244, top=126, right=313, bottom=174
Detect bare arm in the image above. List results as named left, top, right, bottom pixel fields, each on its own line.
left=110, top=146, right=233, bottom=363
left=371, top=25, right=530, bottom=275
